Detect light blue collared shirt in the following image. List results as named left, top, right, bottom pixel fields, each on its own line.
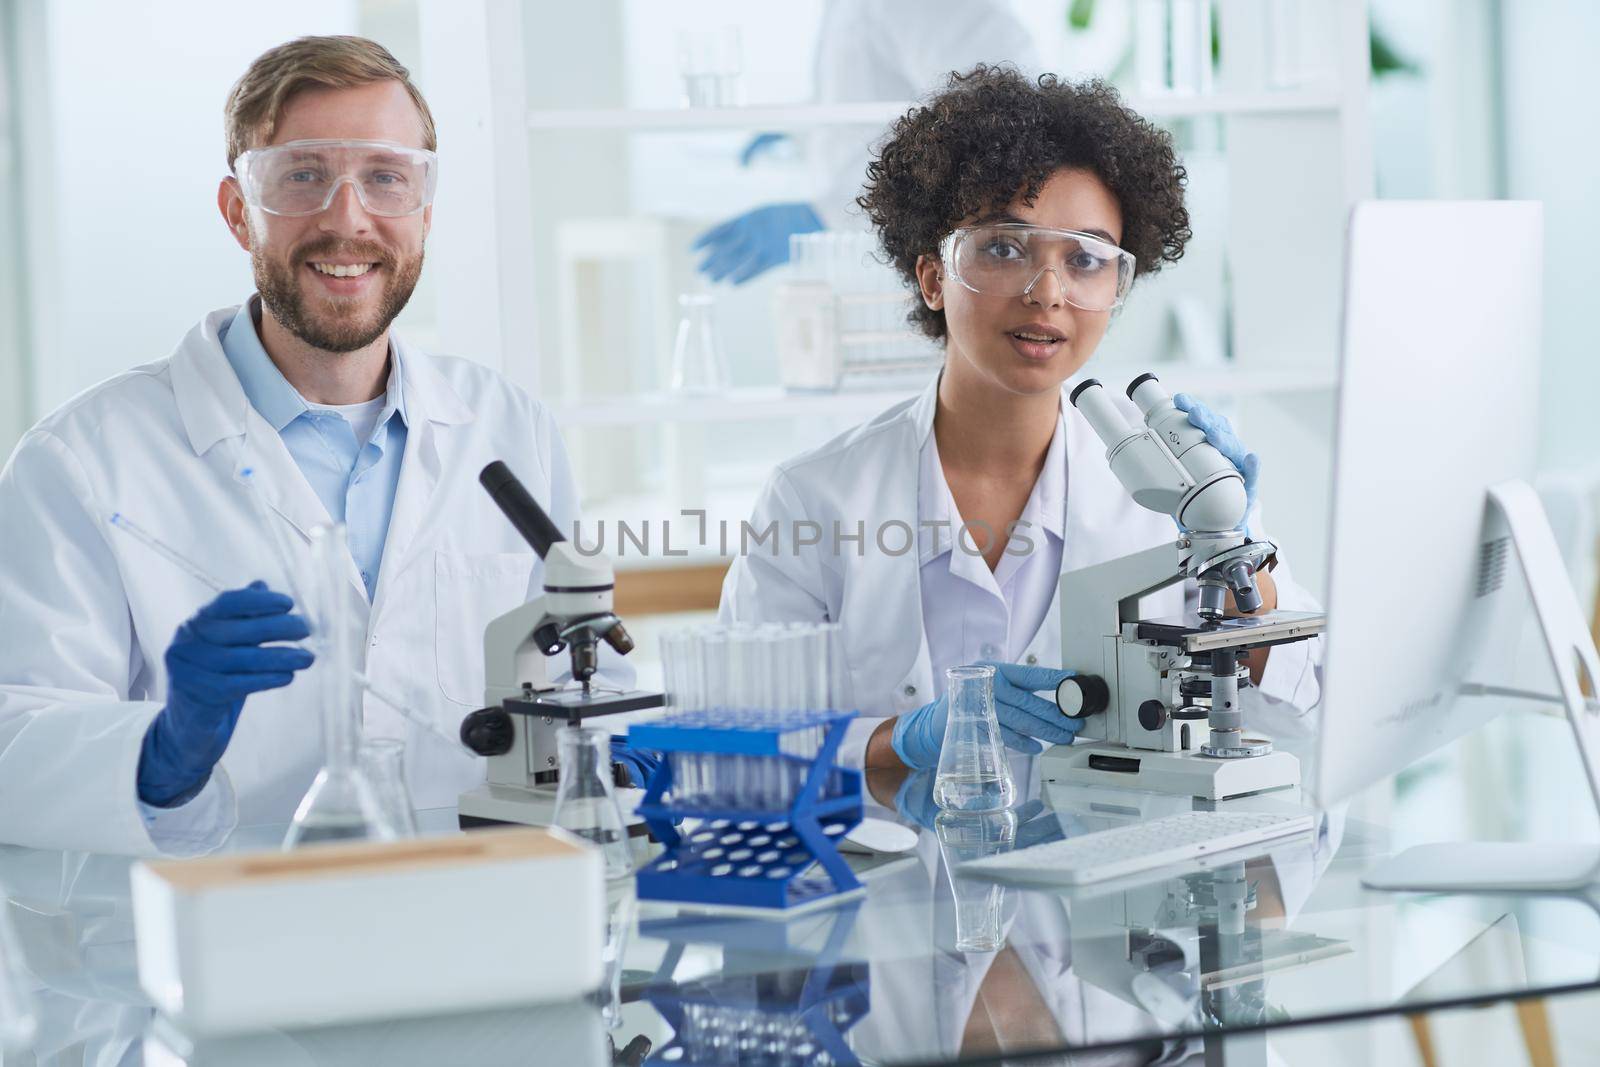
left=219, top=297, right=408, bottom=599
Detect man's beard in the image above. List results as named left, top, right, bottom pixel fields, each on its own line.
left=253, top=237, right=423, bottom=354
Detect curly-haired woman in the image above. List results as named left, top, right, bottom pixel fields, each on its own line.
left=720, top=66, right=1323, bottom=772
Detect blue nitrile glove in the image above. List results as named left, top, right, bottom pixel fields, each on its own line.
left=610, top=736, right=661, bottom=788
left=896, top=768, right=1057, bottom=835
left=1172, top=393, right=1260, bottom=522
left=739, top=132, right=790, bottom=166
left=137, top=581, right=314, bottom=807
left=891, top=663, right=1085, bottom=770
left=692, top=202, right=824, bottom=284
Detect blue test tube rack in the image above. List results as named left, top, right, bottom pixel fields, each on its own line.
left=639, top=897, right=867, bottom=1066
left=629, top=710, right=863, bottom=911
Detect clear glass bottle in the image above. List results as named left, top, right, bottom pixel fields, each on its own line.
left=283, top=524, right=397, bottom=849
left=553, top=725, right=634, bottom=881
left=934, top=665, right=1016, bottom=813
left=359, top=738, right=418, bottom=838
left=669, top=293, right=728, bottom=394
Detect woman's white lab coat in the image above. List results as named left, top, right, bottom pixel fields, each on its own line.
left=0, top=305, right=602, bottom=855
left=719, top=376, right=1323, bottom=766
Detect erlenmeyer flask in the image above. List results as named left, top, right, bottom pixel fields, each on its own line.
left=935, top=809, right=1017, bottom=952
left=283, top=524, right=397, bottom=849
left=933, top=665, right=1016, bottom=812
left=553, top=725, right=634, bottom=880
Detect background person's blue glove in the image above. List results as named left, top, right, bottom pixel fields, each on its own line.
left=1172, top=393, right=1260, bottom=521
left=137, top=581, right=314, bottom=807
left=738, top=132, right=790, bottom=166
left=692, top=202, right=824, bottom=284
left=890, top=663, right=1085, bottom=770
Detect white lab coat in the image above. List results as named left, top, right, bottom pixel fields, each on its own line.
left=808, top=0, right=1039, bottom=227
left=719, top=376, right=1324, bottom=766
left=0, top=305, right=610, bottom=856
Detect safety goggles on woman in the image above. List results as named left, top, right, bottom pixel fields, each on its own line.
left=232, top=139, right=439, bottom=218
left=939, top=223, right=1137, bottom=312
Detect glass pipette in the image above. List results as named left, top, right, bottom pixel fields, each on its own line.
left=108, top=512, right=225, bottom=592
left=108, top=512, right=461, bottom=750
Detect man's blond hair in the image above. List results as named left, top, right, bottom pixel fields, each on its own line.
left=224, top=35, right=436, bottom=168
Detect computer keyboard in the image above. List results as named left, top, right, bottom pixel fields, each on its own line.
left=960, top=811, right=1316, bottom=887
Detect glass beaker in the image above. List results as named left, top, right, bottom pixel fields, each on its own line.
left=553, top=725, right=635, bottom=881
left=670, top=293, right=728, bottom=394
left=359, top=738, right=418, bottom=838
left=934, top=665, right=1016, bottom=813
left=283, top=524, right=397, bottom=849
left=935, top=809, right=1017, bottom=952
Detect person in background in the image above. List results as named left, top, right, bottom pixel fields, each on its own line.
left=0, top=36, right=621, bottom=855
left=719, top=66, right=1322, bottom=770
left=693, top=0, right=1039, bottom=284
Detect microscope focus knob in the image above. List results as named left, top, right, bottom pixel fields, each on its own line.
left=461, top=707, right=516, bottom=756
left=1056, top=675, right=1110, bottom=719
left=1138, top=700, right=1168, bottom=732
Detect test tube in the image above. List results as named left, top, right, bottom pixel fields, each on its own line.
left=659, top=630, right=694, bottom=805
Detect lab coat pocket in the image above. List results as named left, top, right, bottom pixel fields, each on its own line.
left=434, top=550, right=537, bottom=706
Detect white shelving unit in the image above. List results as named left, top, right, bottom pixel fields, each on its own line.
left=524, top=89, right=1345, bottom=131
left=550, top=365, right=1338, bottom=428
left=423, top=0, right=1373, bottom=595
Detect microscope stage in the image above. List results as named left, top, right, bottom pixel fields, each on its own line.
left=1133, top=610, right=1324, bottom=653
left=504, top=687, right=666, bottom=720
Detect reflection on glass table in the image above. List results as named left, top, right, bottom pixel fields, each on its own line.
left=2, top=749, right=1600, bottom=1064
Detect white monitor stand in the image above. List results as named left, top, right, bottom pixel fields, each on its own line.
left=1361, top=481, right=1600, bottom=892
left=1310, top=200, right=1600, bottom=892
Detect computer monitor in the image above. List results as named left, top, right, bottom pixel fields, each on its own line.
left=1314, top=200, right=1600, bottom=891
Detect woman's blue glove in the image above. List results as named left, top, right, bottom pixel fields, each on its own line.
left=1172, top=393, right=1260, bottom=518
left=692, top=202, right=824, bottom=284
left=890, top=663, right=1085, bottom=770
left=895, top=768, right=1057, bottom=838
left=610, top=736, right=661, bottom=788
left=137, top=581, right=314, bottom=807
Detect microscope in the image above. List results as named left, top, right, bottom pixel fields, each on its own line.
left=1042, top=374, right=1324, bottom=800
left=457, top=461, right=664, bottom=829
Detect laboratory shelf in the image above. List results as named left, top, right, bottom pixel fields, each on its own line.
left=548, top=367, right=1337, bottom=427
left=525, top=90, right=1343, bottom=132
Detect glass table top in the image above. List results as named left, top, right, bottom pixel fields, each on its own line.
left=3, top=743, right=1599, bottom=1066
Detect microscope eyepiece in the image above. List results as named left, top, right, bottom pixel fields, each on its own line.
left=480, top=460, right=566, bottom=558
left=1068, top=378, right=1102, bottom=406
left=1125, top=372, right=1159, bottom=400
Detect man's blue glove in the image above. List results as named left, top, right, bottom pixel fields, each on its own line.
left=692, top=202, right=824, bottom=284
left=1172, top=393, right=1259, bottom=520
left=891, top=663, right=1085, bottom=770
left=137, top=581, right=314, bottom=807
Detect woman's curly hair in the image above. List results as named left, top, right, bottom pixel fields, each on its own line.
left=858, top=65, right=1191, bottom=340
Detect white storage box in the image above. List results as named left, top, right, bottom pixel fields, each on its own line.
left=132, top=828, right=603, bottom=1034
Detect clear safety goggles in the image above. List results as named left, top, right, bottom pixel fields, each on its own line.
left=232, top=139, right=439, bottom=218
left=939, top=224, right=1137, bottom=312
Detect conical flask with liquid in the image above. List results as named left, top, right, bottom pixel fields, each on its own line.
left=933, top=665, right=1016, bottom=812
left=283, top=523, right=397, bottom=849
left=552, top=725, right=634, bottom=880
